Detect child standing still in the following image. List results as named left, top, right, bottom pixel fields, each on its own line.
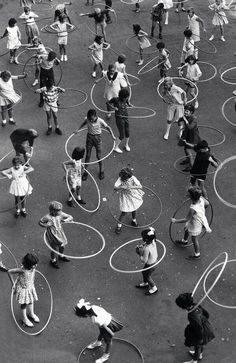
left=62, top=147, right=86, bottom=207
left=181, top=29, right=195, bottom=66
left=39, top=201, right=73, bottom=269
left=50, top=15, right=75, bottom=61
left=1, top=18, right=21, bottom=64
left=133, top=24, right=151, bottom=66
left=150, top=2, right=165, bottom=39
left=89, top=35, right=104, bottom=78
left=2, top=157, right=33, bottom=217
left=114, top=54, right=129, bottom=84
left=209, top=0, right=229, bottom=42
left=19, top=6, right=39, bottom=45
left=114, top=167, right=144, bottom=234
left=8, top=253, right=39, bottom=328
left=156, top=42, right=171, bottom=82
left=187, top=8, right=206, bottom=60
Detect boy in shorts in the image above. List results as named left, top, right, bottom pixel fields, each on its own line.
left=75, top=109, right=116, bottom=180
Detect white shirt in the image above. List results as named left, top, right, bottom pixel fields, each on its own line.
left=91, top=305, right=111, bottom=326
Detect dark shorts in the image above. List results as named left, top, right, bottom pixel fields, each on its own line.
left=86, top=133, right=102, bottom=154
left=99, top=317, right=123, bottom=344
left=142, top=263, right=156, bottom=280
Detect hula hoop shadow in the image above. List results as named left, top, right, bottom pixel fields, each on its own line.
left=169, top=198, right=213, bottom=247
left=109, top=237, right=166, bottom=274
left=78, top=338, right=144, bottom=362
left=44, top=221, right=105, bottom=259
left=108, top=186, right=163, bottom=229
left=222, top=96, right=236, bottom=127
left=11, top=270, right=53, bottom=336
left=174, top=156, right=221, bottom=176
left=46, top=88, right=88, bottom=109
left=126, top=35, right=159, bottom=55
left=157, top=77, right=198, bottom=105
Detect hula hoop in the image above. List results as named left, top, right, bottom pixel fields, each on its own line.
left=125, top=35, right=158, bottom=55
left=198, top=125, right=225, bottom=147
left=32, top=0, right=53, bottom=10
left=3, top=89, right=23, bottom=112
left=15, top=47, right=52, bottom=66
left=179, top=62, right=217, bottom=83
left=46, top=88, right=88, bottom=109
left=11, top=270, right=53, bottom=336
left=203, top=259, right=236, bottom=309
left=219, top=61, right=236, bottom=80
left=65, top=170, right=101, bottom=213
left=222, top=96, right=236, bottom=127
left=221, top=67, right=236, bottom=85
left=77, top=337, right=144, bottom=362
left=108, top=186, right=163, bottom=229
left=138, top=55, right=165, bottom=75
left=213, top=155, right=236, bottom=209
left=65, top=128, right=115, bottom=164
left=43, top=221, right=105, bottom=259
left=173, top=156, right=221, bottom=176
left=109, top=237, right=166, bottom=274
left=119, top=0, right=144, bottom=4
left=157, top=77, right=198, bottom=105
left=188, top=252, right=228, bottom=313
left=40, top=24, right=78, bottom=34
left=174, top=35, right=217, bottom=55
left=0, top=240, right=18, bottom=268
left=0, top=148, right=33, bottom=180
left=169, top=198, right=213, bottom=247
left=126, top=73, right=140, bottom=86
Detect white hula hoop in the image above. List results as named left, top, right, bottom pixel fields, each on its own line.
left=197, top=61, right=217, bottom=83
left=65, top=170, right=101, bottom=213
left=11, top=270, right=53, bottom=336
left=203, top=259, right=236, bottom=309
left=213, top=155, right=236, bottom=209
left=109, top=237, right=166, bottom=274
left=138, top=56, right=165, bottom=75
left=119, top=0, right=144, bottom=4
left=188, top=252, right=228, bottom=313
left=222, top=96, right=236, bottom=127
left=64, top=128, right=115, bottom=164
left=0, top=149, right=33, bottom=180
left=221, top=67, right=236, bottom=85
left=157, top=77, right=199, bottom=105
left=44, top=221, right=105, bottom=259
left=126, top=73, right=140, bottom=86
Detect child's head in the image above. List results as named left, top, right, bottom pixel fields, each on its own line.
left=156, top=41, right=165, bottom=51
left=108, top=64, right=115, bottom=76
left=46, top=78, right=54, bottom=90
left=87, top=109, right=97, bottom=123
left=8, top=18, right=17, bottom=27
left=184, top=29, right=192, bottom=39
left=157, top=2, right=164, bottom=9
left=74, top=298, right=93, bottom=318
left=184, top=104, right=195, bottom=116
left=29, top=129, right=38, bottom=138
left=24, top=6, right=30, bottom=14
left=22, top=253, right=39, bottom=270
left=175, top=292, right=193, bottom=310
left=55, top=9, right=61, bottom=18
left=49, top=201, right=63, bottom=216
left=118, top=88, right=129, bottom=101
left=196, top=139, right=208, bottom=152
left=12, top=156, right=22, bottom=169
left=164, top=76, right=173, bottom=90
left=188, top=186, right=202, bottom=202
left=59, top=14, right=66, bottom=23
left=117, top=54, right=126, bottom=64
left=133, top=24, right=141, bottom=35
left=119, top=167, right=133, bottom=181
left=186, top=55, right=197, bottom=64
left=48, top=51, right=57, bottom=62
left=94, top=35, right=103, bottom=44
left=141, top=227, right=156, bottom=244
left=72, top=147, right=85, bottom=161
left=1, top=70, right=11, bottom=82
left=187, top=7, right=195, bottom=17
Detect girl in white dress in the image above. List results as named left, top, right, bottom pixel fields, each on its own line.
left=8, top=253, right=39, bottom=328
left=133, top=24, right=151, bottom=66
left=187, top=8, right=206, bottom=60
left=1, top=18, right=21, bottom=64
left=19, top=6, right=39, bottom=44
left=180, top=29, right=195, bottom=66
left=114, top=168, right=144, bottom=234
left=2, top=157, right=33, bottom=217
left=114, top=54, right=129, bottom=84
left=158, top=0, right=173, bottom=25
left=89, top=35, right=104, bottom=78
left=208, top=0, right=230, bottom=41
left=50, top=14, right=74, bottom=61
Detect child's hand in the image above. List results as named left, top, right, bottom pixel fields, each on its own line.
left=112, top=135, right=116, bottom=140
left=23, top=73, right=27, bottom=78
left=7, top=175, right=12, bottom=180
left=171, top=218, right=176, bottom=223
left=206, top=228, right=212, bottom=233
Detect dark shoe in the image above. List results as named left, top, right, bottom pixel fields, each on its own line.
left=145, top=289, right=158, bottom=296
left=82, top=172, right=88, bottom=181
left=99, top=171, right=105, bottom=180
left=159, top=33, right=162, bottom=39
left=186, top=254, right=201, bottom=260
left=15, top=211, right=20, bottom=218
left=115, top=226, right=122, bottom=234
left=175, top=239, right=188, bottom=245
left=38, top=101, right=44, bottom=107
left=59, top=256, right=71, bottom=262
left=180, top=158, right=189, bottom=165
left=136, top=283, right=149, bottom=289
left=181, top=7, right=186, bottom=11
left=46, top=127, right=52, bottom=135
left=77, top=199, right=86, bottom=205
left=50, top=260, right=60, bottom=269
left=2, top=121, right=6, bottom=127
left=67, top=199, right=73, bottom=207
left=20, top=210, right=28, bottom=217
left=55, top=127, right=62, bottom=135
left=131, top=220, right=138, bottom=227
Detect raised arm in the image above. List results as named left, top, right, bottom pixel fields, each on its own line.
left=8, top=268, right=23, bottom=286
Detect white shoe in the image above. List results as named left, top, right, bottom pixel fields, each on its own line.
left=96, top=354, right=110, bottom=363
left=114, top=146, right=123, bottom=153
left=22, top=318, right=34, bottom=328
left=92, top=71, right=96, bottom=78
left=221, top=36, right=226, bottom=42
left=64, top=55, right=68, bottom=61
left=158, top=77, right=164, bottom=83
left=182, top=360, right=197, bottom=363
left=189, top=350, right=203, bottom=360
left=163, top=132, right=169, bottom=140
left=32, top=79, right=38, bottom=86
left=60, top=55, right=64, bottom=61
left=165, top=20, right=168, bottom=25
left=87, top=340, right=102, bottom=349
left=194, top=101, right=199, bottom=109
left=124, top=145, right=130, bottom=151
left=138, top=60, right=144, bottom=66
left=28, top=314, right=40, bottom=323
left=106, top=112, right=111, bottom=119
left=209, top=35, right=214, bottom=41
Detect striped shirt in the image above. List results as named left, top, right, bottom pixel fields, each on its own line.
left=37, top=86, right=61, bottom=103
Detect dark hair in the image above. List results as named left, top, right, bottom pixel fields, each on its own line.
left=22, top=253, right=39, bottom=270
left=48, top=51, right=57, bottom=61
left=157, top=2, right=164, bottom=9
left=175, top=293, right=193, bottom=309
left=72, top=147, right=85, bottom=160
left=58, top=14, right=66, bottom=23
left=74, top=305, right=93, bottom=317
left=188, top=186, right=202, bottom=202
left=184, top=104, right=195, bottom=114
left=119, top=167, right=133, bottom=181
left=108, top=64, right=115, bottom=72
left=49, top=201, right=63, bottom=216
left=8, top=18, right=17, bottom=27
left=196, top=139, right=208, bottom=151
left=187, top=7, right=194, bottom=14
left=133, top=24, right=141, bottom=34
left=118, top=88, right=129, bottom=100
left=94, top=35, right=103, bottom=44
left=87, top=109, right=97, bottom=120
left=156, top=41, right=165, bottom=50
left=12, top=156, right=22, bottom=166
left=24, top=6, right=30, bottom=12
left=184, top=29, right=192, bottom=38
left=54, top=9, right=61, bottom=18
left=1, top=70, right=11, bottom=80
left=118, top=54, right=126, bottom=63
left=141, top=228, right=156, bottom=244
left=46, top=78, right=54, bottom=89
left=185, top=55, right=197, bottom=64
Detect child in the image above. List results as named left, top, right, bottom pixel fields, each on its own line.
left=39, top=201, right=73, bottom=269
left=175, top=292, right=215, bottom=363
left=8, top=253, right=39, bottom=328
left=158, top=0, right=173, bottom=25
left=133, top=24, right=151, bottom=66
left=74, top=298, right=123, bottom=363
left=187, top=8, right=206, bottom=60
left=114, top=54, right=128, bottom=84
left=2, top=157, right=33, bottom=217
left=175, top=0, right=186, bottom=13
left=177, top=104, right=201, bottom=171
left=89, top=35, right=104, bottom=78
left=209, top=0, right=229, bottom=42
left=150, top=2, right=165, bottom=39
left=107, top=88, right=132, bottom=153
left=105, top=0, right=113, bottom=23
left=114, top=167, right=144, bottom=234
left=1, top=18, right=21, bottom=64
left=54, top=2, right=72, bottom=24
left=0, top=243, right=7, bottom=272
left=50, top=15, right=75, bottom=61
left=75, top=109, right=116, bottom=181
left=28, top=36, right=47, bottom=87
left=189, top=140, right=219, bottom=199
left=20, top=0, right=35, bottom=7
left=62, top=147, right=86, bottom=206
left=10, top=128, right=38, bottom=164
left=134, top=1, right=141, bottom=13
left=156, top=42, right=171, bottom=82
left=135, top=227, right=158, bottom=295
left=0, top=70, right=26, bottom=127
left=181, top=29, right=195, bottom=66
left=80, top=8, right=112, bottom=42
left=35, top=79, right=65, bottom=135
left=19, top=6, right=39, bottom=45
left=179, top=55, right=202, bottom=109
left=171, top=186, right=212, bottom=259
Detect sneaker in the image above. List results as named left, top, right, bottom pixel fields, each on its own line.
left=136, top=282, right=149, bottom=288
left=50, top=260, right=60, bottom=269
left=189, top=350, right=203, bottom=360
left=76, top=198, right=86, bottom=205
left=115, top=225, right=122, bottom=234
left=182, top=360, right=198, bottom=363
left=145, top=288, right=158, bottom=295
left=2, top=120, right=6, bottom=127
left=163, top=132, right=169, bottom=140
left=9, top=118, right=15, bottom=124
left=186, top=254, right=201, bottom=260
left=64, top=55, right=68, bottom=61
left=14, top=58, right=19, bottom=65
left=87, top=340, right=102, bottom=349
left=82, top=172, right=88, bottom=181
left=15, top=210, right=20, bottom=218
left=22, top=318, right=34, bottom=328
left=209, top=35, right=214, bottom=41
left=20, top=210, right=28, bottom=217
left=138, top=59, right=144, bottom=66
left=95, top=354, right=110, bottom=363
left=134, top=8, right=140, bottom=13
left=114, top=146, right=123, bottom=153
left=106, top=112, right=111, bottom=119
left=124, top=145, right=130, bottom=152
left=55, top=127, right=62, bottom=135
left=9, top=57, right=14, bottom=64
left=92, top=71, right=96, bottom=78
left=159, top=33, right=162, bottom=39
left=28, top=314, right=40, bottom=323
left=131, top=220, right=138, bottom=227
left=67, top=199, right=73, bottom=207
left=175, top=8, right=179, bottom=12
left=181, top=7, right=186, bottom=11
left=99, top=171, right=105, bottom=180
left=58, top=256, right=71, bottom=262
left=175, top=239, right=188, bottom=245
left=60, top=55, right=64, bottom=61
left=32, top=79, right=39, bottom=87
left=46, top=126, right=52, bottom=135
left=194, top=101, right=199, bottom=109
left=221, top=36, right=226, bottom=42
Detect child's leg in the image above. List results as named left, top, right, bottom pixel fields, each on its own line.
left=62, top=44, right=66, bottom=55
left=209, top=26, right=216, bottom=40
left=185, top=148, right=194, bottom=167
left=191, top=235, right=200, bottom=256
left=52, top=110, right=59, bottom=128
left=164, top=10, right=169, bottom=25
left=1, top=105, right=8, bottom=125
left=124, top=120, right=130, bottom=151
left=7, top=103, right=14, bottom=122
left=150, top=21, right=156, bottom=37
left=183, top=227, right=189, bottom=242
left=21, top=303, right=33, bottom=327
left=114, top=118, right=125, bottom=152
left=92, top=63, right=98, bottom=78
left=101, top=23, right=107, bottom=42
left=194, top=45, right=199, bottom=60
left=28, top=302, right=40, bottom=322
left=163, top=106, right=175, bottom=140
left=59, top=44, right=63, bottom=59
left=82, top=138, right=93, bottom=179
left=158, top=23, right=163, bottom=39
left=9, top=50, right=14, bottom=63
left=15, top=196, right=20, bottom=215
left=95, top=140, right=104, bottom=178
left=20, top=196, right=26, bottom=212
left=220, top=25, right=224, bottom=37
left=46, top=110, right=52, bottom=128
left=99, top=62, right=103, bottom=72
left=140, top=47, right=143, bottom=61
left=135, top=1, right=140, bottom=12
left=197, top=179, right=208, bottom=199
left=190, top=86, right=198, bottom=108
left=131, top=210, right=138, bottom=226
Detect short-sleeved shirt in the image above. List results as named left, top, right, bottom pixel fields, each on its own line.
left=85, top=117, right=108, bottom=135
left=108, top=97, right=128, bottom=120
left=166, top=84, right=185, bottom=105
left=88, top=10, right=107, bottom=23
left=37, top=86, right=61, bottom=103
left=39, top=55, right=56, bottom=70
left=91, top=305, right=112, bottom=327
left=10, top=129, right=37, bottom=147
left=191, top=148, right=215, bottom=177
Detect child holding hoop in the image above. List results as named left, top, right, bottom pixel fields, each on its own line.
left=133, top=24, right=151, bottom=66
left=175, top=292, right=215, bottom=363
left=2, top=157, right=33, bottom=217
left=50, top=15, right=75, bottom=61
left=150, top=2, right=165, bottom=39
left=187, top=8, right=206, bottom=60
left=114, top=167, right=144, bottom=234
left=158, top=0, right=173, bottom=25
left=39, top=201, right=73, bottom=269
left=89, top=35, right=104, bottom=78
left=171, top=186, right=212, bottom=259
left=114, top=54, right=129, bottom=84
left=181, top=29, right=195, bottom=66
left=74, top=298, right=123, bottom=363
left=208, top=0, right=229, bottom=42
left=80, top=8, right=113, bottom=42
left=54, top=2, right=72, bottom=24
left=62, top=146, right=86, bottom=207
left=1, top=18, right=21, bottom=64
left=156, top=42, right=171, bottom=83
left=136, top=227, right=158, bottom=295
left=19, top=6, right=39, bottom=45
left=8, top=253, right=39, bottom=328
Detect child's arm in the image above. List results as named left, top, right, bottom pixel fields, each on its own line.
left=1, top=28, right=8, bottom=39
left=62, top=160, right=73, bottom=172
left=65, top=1, right=72, bottom=5
left=34, top=87, right=44, bottom=94
left=140, top=247, right=149, bottom=263
left=171, top=208, right=195, bottom=224
left=39, top=216, right=52, bottom=228
left=79, top=12, right=90, bottom=17
left=24, top=165, right=34, bottom=174
left=66, top=22, right=75, bottom=29
left=88, top=43, right=96, bottom=51
left=57, top=86, right=65, bottom=93
left=2, top=167, right=12, bottom=179
left=209, top=156, right=219, bottom=168
left=104, top=124, right=116, bottom=140
left=61, top=212, right=73, bottom=223
left=8, top=268, right=23, bottom=286
left=11, top=74, right=27, bottom=80
left=196, top=16, right=206, bottom=31
left=50, top=21, right=59, bottom=31
left=74, top=119, right=87, bottom=133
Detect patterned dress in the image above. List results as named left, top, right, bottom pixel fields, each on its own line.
left=67, top=160, right=82, bottom=189
left=40, top=213, right=72, bottom=248
left=114, top=176, right=144, bottom=212
left=15, top=268, right=38, bottom=305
